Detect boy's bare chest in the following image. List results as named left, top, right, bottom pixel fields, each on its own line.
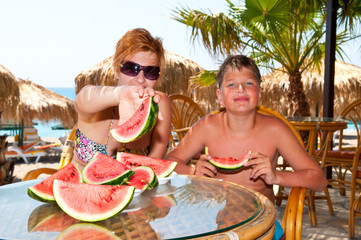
left=206, top=130, right=277, bottom=160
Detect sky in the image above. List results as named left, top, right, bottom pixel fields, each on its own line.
left=1, top=0, right=360, bottom=88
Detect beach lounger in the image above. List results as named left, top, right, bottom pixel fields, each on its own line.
left=6, top=145, right=46, bottom=164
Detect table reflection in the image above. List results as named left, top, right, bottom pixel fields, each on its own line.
left=0, top=175, right=274, bottom=239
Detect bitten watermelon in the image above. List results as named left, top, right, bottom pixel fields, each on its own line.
left=206, top=147, right=251, bottom=170
left=82, top=152, right=134, bottom=185
left=111, top=97, right=158, bottom=143
left=28, top=162, right=82, bottom=202
left=53, top=180, right=134, bottom=222
left=116, top=152, right=177, bottom=178
left=126, top=166, right=158, bottom=191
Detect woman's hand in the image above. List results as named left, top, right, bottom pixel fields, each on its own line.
left=194, top=154, right=217, bottom=178
left=117, top=86, right=163, bottom=124
left=244, top=152, right=277, bottom=185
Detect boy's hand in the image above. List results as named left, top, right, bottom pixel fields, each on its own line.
left=194, top=154, right=217, bottom=178
left=244, top=152, right=277, bottom=185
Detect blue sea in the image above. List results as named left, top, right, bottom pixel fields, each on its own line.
left=0, top=88, right=76, bottom=138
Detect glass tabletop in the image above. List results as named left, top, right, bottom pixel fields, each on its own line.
left=286, top=116, right=347, bottom=123
left=0, top=175, right=262, bottom=239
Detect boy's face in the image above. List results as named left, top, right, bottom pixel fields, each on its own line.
left=216, top=67, right=261, bottom=113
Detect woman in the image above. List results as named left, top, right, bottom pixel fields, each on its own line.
left=73, top=28, right=171, bottom=170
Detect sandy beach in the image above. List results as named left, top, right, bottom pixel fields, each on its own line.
left=7, top=137, right=62, bottom=182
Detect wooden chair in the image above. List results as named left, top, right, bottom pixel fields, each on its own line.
left=211, top=106, right=332, bottom=227
left=169, top=94, right=205, bottom=148
left=22, top=124, right=77, bottom=181
left=319, top=99, right=361, bottom=196
left=282, top=187, right=306, bottom=240
left=349, top=145, right=361, bottom=238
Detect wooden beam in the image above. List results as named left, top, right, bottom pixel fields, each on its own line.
left=323, top=0, right=338, bottom=118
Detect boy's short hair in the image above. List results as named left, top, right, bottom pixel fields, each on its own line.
left=216, top=55, right=262, bottom=88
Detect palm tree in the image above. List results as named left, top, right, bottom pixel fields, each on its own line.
left=172, top=0, right=361, bottom=116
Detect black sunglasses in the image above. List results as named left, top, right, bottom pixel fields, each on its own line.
left=119, top=61, right=160, bottom=80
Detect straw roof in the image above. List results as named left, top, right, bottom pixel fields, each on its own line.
left=74, top=51, right=216, bottom=112
left=17, top=79, right=77, bottom=128
left=261, top=61, right=361, bottom=117
left=0, top=64, right=20, bottom=121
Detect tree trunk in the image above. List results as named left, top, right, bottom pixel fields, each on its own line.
left=287, top=71, right=311, bottom=116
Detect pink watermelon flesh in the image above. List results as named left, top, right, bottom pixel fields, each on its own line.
left=53, top=180, right=135, bottom=222
left=209, top=151, right=251, bottom=170
left=30, top=210, right=79, bottom=232
left=28, top=162, right=82, bottom=202
left=57, top=223, right=120, bottom=240
left=126, top=166, right=158, bottom=191
left=110, top=96, right=158, bottom=143
left=152, top=195, right=177, bottom=208
left=116, top=152, right=177, bottom=178
left=82, top=152, right=134, bottom=185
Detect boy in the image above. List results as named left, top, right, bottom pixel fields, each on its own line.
left=165, top=55, right=327, bottom=203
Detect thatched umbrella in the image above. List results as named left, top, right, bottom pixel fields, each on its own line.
left=74, top=51, right=217, bottom=112
left=261, top=61, right=361, bottom=117
left=17, top=79, right=77, bottom=128
left=0, top=64, right=20, bottom=121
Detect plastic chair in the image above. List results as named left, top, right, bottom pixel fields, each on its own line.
left=319, top=99, right=361, bottom=196
left=349, top=145, right=361, bottom=238
left=22, top=124, right=77, bottom=181
left=169, top=94, right=205, bottom=148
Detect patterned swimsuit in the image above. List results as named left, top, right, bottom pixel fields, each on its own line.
left=74, top=107, right=150, bottom=163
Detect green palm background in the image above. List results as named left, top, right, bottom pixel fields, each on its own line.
left=172, top=0, right=361, bottom=116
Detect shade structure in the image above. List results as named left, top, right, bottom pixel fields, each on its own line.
left=17, top=79, right=77, bottom=128
left=0, top=64, right=20, bottom=121
left=261, top=61, right=361, bottom=117
left=74, top=51, right=218, bottom=112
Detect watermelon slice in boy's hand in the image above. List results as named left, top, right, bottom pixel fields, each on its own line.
left=205, top=147, right=251, bottom=170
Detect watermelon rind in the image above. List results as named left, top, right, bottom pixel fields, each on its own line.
left=110, top=97, right=158, bottom=143
left=82, top=152, right=134, bottom=185
left=57, top=223, right=121, bottom=240
left=28, top=162, right=82, bottom=202
left=53, top=180, right=135, bottom=222
left=127, top=166, right=158, bottom=191
left=209, top=151, right=251, bottom=170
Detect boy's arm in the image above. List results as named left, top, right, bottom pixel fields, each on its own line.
left=272, top=121, right=327, bottom=192
left=166, top=118, right=211, bottom=175
left=246, top=119, right=327, bottom=192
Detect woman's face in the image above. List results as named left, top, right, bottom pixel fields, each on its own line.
left=115, top=51, right=160, bottom=89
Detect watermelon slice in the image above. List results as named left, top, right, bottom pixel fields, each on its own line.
left=28, top=204, right=79, bottom=233
left=28, top=162, right=82, bottom=202
left=82, top=152, right=134, bottom=185
left=57, top=223, right=121, bottom=240
left=206, top=148, right=251, bottom=170
left=152, top=195, right=177, bottom=208
left=53, top=180, right=134, bottom=222
left=116, top=152, right=177, bottom=178
left=110, top=96, right=158, bottom=143
left=126, top=166, right=158, bottom=191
